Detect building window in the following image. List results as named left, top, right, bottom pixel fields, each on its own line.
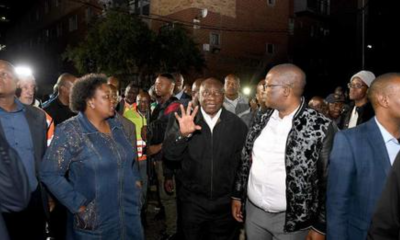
left=266, top=43, right=275, bottom=54
left=55, top=0, right=60, bottom=7
left=210, top=33, right=220, bottom=46
left=69, top=15, right=78, bottom=32
left=267, top=0, right=276, bottom=7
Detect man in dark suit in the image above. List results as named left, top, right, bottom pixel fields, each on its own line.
left=327, top=73, right=400, bottom=240
left=368, top=152, right=400, bottom=240
left=0, top=134, right=31, bottom=240
left=0, top=60, right=48, bottom=240
left=172, top=72, right=192, bottom=103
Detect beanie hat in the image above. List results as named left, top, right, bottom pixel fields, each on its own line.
left=350, top=70, right=376, bottom=87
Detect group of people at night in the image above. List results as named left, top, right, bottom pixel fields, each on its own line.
left=1, top=58, right=400, bottom=240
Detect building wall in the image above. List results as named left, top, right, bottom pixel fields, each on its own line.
left=150, top=0, right=290, bottom=84
left=151, top=0, right=236, bottom=18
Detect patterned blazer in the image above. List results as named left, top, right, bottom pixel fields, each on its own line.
left=232, top=98, right=336, bottom=234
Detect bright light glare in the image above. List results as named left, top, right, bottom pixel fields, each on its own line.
left=243, top=87, right=251, bottom=96
left=15, top=66, right=33, bottom=77
left=367, top=45, right=373, bottom=49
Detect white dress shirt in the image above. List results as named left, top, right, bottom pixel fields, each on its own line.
left=201, top=108, right=222, bottom=133
left=175, top=90, right=184, bottom=100
left=348, top=106, right=359, bottom=128
left=375, top=117, right=400, bottom=165
left=247, top=107, right=298, bottom=212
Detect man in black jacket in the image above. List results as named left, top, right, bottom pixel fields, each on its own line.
left=148, top=73, right=181, bottom=240
left=163, top=78, right=248, bottom=240
left=0, top=134, right=31, bottom=240
left=341, top=70, right=375, bottom=129
left=0, top=60, right=48, bottom=240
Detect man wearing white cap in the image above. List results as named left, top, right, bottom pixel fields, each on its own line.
left=341, top=70, right=375, bottom=129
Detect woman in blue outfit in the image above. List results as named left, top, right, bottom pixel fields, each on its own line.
left=40, top=74, right=144, bottom=240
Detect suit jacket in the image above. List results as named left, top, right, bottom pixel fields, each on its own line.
left=0, top=104, right=48, bottom=216
left=0, top=104, right=47, bottom=176
left=327, top=118, right=391, bottom=240
left=0, top=134, right=31, bottom=240
left=368, top=152, right=400, bottom=240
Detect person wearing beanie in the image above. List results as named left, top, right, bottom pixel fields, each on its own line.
left=340, top=70, right=375, bottom=129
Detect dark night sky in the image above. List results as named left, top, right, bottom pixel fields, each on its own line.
left=0, top=0, right=35, bottom=42
left=1, top=0, right=400, bottom=99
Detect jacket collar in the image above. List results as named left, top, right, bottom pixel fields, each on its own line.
left=196, top=107, right=231, bottom=124
left=365, top=118, right=391, bottom=176
left=77, top=112, right=122, bottom=134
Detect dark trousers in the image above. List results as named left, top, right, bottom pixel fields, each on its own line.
left=3, top=186, right=47, bottom=240
left=179, top=188, right=239, bottom=240
left=48, top=203, right=67, bottom=240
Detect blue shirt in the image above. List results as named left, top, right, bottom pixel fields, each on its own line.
left=0, top=99, right=37, bottom=191
left=375, top=117, right=400, bottom=165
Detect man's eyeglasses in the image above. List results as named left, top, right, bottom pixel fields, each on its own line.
left=348, top=83, right=367, bottom=89
left=201, top=90, right=224, bottom=97
left=263, top=84, right=290, bottom=91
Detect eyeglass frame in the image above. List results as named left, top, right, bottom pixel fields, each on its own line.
left=263, top=83, right=292, bottom=91
left=347, top=82, right=367, bottom=89
left=200, top=89, right=224, bottom=98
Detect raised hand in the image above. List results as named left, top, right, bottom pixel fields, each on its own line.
left=174, top=102, right=202, bottom=137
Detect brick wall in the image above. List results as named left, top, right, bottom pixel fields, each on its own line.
left=150, top=0, right=290, bottom=83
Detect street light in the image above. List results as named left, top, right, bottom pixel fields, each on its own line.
left=15, top=66, right=33, bottom=77
left=243, top=86, right=251, bottom=96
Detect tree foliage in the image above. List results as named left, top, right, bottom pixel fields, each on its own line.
left=64, top=10, right=205, bottom=77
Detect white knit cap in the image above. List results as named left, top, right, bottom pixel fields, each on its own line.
left=350, top=70, right=376, bottom=87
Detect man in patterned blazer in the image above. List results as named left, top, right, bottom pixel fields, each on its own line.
left=232, top=63, right=337, bottom=240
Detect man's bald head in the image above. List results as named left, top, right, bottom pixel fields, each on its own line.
left=56, top=73, right=76, bottom=103
left=57, top=73, right=76, bottom=88
left=107, top=76, right=120, bottom=90
left=0, top=60, right=18, bottom=97
left=268, top=64, right=306, bottom=98
left=368, top=73, right=400, bottom=110
left=0, top=60, right=16, bottom=72
left=308, top=96, right=328, bottom=116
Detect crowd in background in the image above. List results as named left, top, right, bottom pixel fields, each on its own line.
left=1, top=58, right=400, bottom=240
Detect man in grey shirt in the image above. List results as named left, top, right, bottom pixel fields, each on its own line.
left=223, top=74, right=249, bottom=116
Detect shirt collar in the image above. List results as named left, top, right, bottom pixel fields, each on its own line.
left=0, top=98, right=25, bottom=113
left=175, top=90, right=184, bottom=99
left=77, top=112, right=122, bottom=134
left=124, top=101, right=137, bottom=109
left=375, top=117, right=399, bottom=144
left=271, top=105, right=299, bottom=121
left=200, top=107, right=222, bottom=122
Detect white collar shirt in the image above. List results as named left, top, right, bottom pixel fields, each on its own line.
left=247, top=106, right=299, bottom=212
left=201, top=107, right=222, bottom=133
left=375, top=117, right=400, bottom=165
